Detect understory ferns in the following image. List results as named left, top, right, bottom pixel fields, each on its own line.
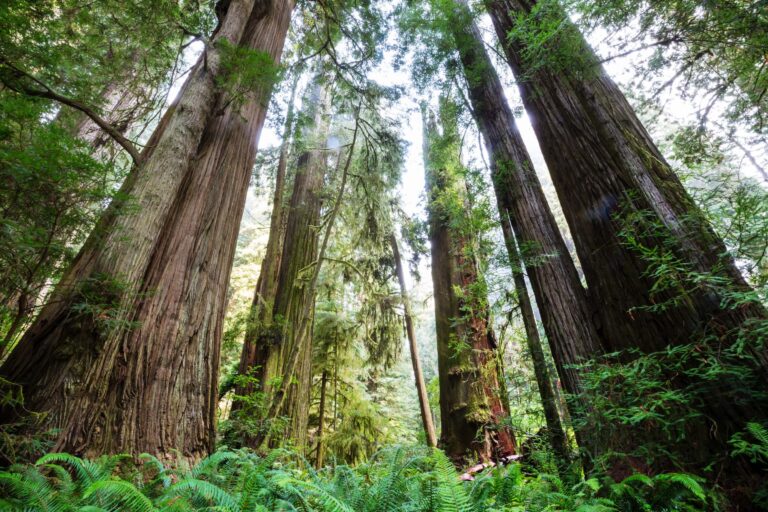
left=0, top=446, right=713, bottom=511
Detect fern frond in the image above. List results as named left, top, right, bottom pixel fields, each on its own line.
left=162, top=478, right=239, bottom=511
left=654, top=473, right=706, bottom=502
left=83, top=479, right=155, bottom=512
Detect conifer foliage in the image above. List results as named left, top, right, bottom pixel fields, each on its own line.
left=0, top=0, right=767, bottom=510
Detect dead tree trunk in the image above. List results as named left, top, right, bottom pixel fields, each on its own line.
left=424, top=101, right=517, bottom=464
left=390, top=233, right=438, bottom=448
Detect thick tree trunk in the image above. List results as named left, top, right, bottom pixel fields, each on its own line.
left=0, top=59, right=164, bottom=357
left=232, top=72, right=300, bottom=431
left=390, top=233, right=438, bottom=448
left=108, top=0, right=295, bottom=458
left=256, top=76, right=331, bottom=450
left=424, top=102, right=516, bottom=464
left=0, top=0, right=293, bottom=459
left=447, top=7, right=605, bottom=405
left=484, top=0, right=768, bottom=498
left=499, top=211, right=569, bottom=467
left=484, top=0, right=767, bottom=360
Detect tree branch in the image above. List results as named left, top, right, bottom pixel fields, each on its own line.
left=1, top=61, right=141, bottom=164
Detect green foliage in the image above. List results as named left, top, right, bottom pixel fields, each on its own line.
left=0, top=446, right=714, bottom=511
left=0, top=94, right=117, bottom=351
left=506, top=0, right=599, bottom=80
left=220, top=370, right=289, bottom=448
left=730, top=422, right=768, bottom=465
left=216, top=41, right=284, bottom=110
left=572, top=0, right=768, bottom=133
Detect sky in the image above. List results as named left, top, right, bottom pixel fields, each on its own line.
left=167, top=2, right=766, bottom=312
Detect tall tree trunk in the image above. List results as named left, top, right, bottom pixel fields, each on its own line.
left=256, top=76, right=331, bottom=449
left=260, top=101, right=360, bottom=451
left=390, top=233, right=438, bottom=448
left=315, top=368, right=328, bottom=468
left=0, top=0, right=293, bottom=459
left=484, top=0, right=767, bottom=363
left=484, top=0, right=768, bottom=497
left=231, top=71, right=300, bottom=434
left=499, top=210, right=569, bottom=467
left=0, top=58, right=166, bottom=357
left=447, top=6, right=605, bottom=406
left=424, top=101, right=516, bottom=464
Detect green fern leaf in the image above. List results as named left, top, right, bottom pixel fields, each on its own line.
left=84, top=479, right=155, bottom=512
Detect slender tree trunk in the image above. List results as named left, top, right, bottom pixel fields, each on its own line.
left=232, top=71, right=300, bottom=431
left=499, top=210, right=569, bottom=466
left=390, top=233, right=438, bottom=448
left=484, top=0, right=768, bottom=497
left=424, top=101, right=516, bottom=464
left=0, top=0, right=293, bottom=459
left=447, top=6, right=605, bottom=406
left=315, top=368, right=328, bottom=468
left=256, top=76, right=331, bottom=449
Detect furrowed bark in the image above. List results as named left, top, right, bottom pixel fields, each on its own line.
left=231, top=71, right=301, bottom=440
left=390, top=232, right=438, bottom=448
left=0, top=0, right=290, bottom=458
left=447, top=3, right=604, bottom=405
left=106, top=0, right=296, bottom=458
left=423, top=102, right=516, bottom=464
left=484, top=0, right=768, bottom=497
left=257, top=75, right=332, bottom=450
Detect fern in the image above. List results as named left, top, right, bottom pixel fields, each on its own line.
left=161, top=478, right=239, bottom=511
left=83, top=479, right=156, bottom=512
left=0, top=446, right=716, bottom=511
left=731, top=422, right=768, bottom=464
left=430, top=450, right=475, bottom=512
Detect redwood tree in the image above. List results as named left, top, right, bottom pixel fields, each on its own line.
left=483, top=0, right=768, bottom=495
left=438, top=4, right=605, bottom=405
left=230, top=72, right=300, bottom=446
left=251, top=75, right=332, bottom=450
left=424, top=100, right=516, bottom=463
left=0, top=0, right=294, bottom=458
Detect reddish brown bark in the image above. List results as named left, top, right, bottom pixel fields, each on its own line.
left=447, top=6, right=605, bottom=404
left=424, top=103, right=516, bottom=464
left=484, top=0, right=768, bottom=498
left=484, top=0, right=767, bottom=358
left=0, top=0, right=294, bottom=458
left=499, top=211, right=570, bottom=467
